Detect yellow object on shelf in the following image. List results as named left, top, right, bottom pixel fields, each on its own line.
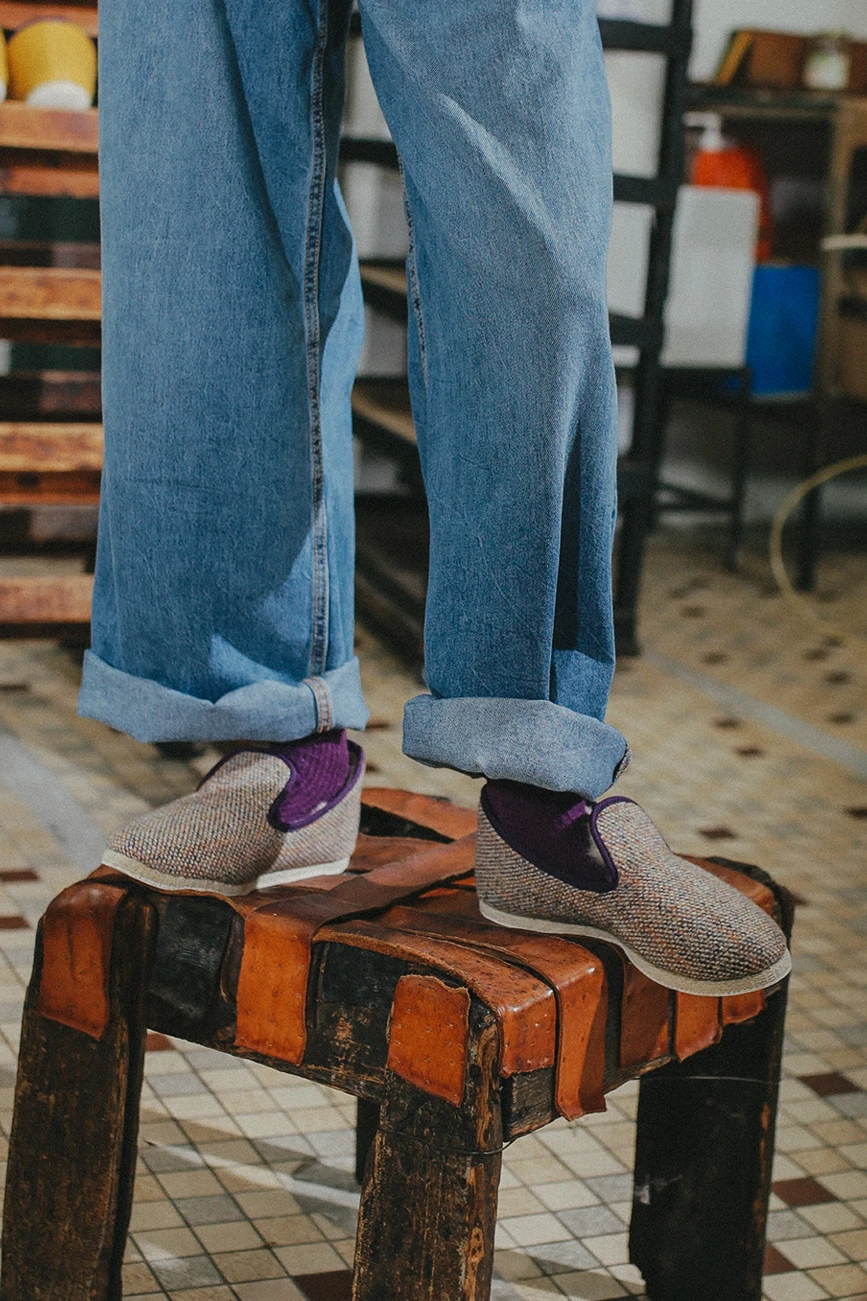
left=7, top=19, right=96, bottom=111
left=0, top=31, right=7, bottom=104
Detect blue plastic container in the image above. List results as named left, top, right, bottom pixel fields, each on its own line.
left=745, top=263, right=821, bottom=397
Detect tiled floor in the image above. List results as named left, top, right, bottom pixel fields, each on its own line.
left=0, top=528, right=864, bottom=1300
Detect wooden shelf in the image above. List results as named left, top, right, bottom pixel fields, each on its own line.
left=0, top=422, right=102, bottom=472
left=0, top=2, right=97, bottom=36
left=0, top=267, right=100, bottom=319
left=0, top=371, right=101, bottom=419
left=360, top=264, right=407, bottom=297
left=0, top=101, right=98, bottom=153
left=352, top=380, right=416, bottom=447
left=0, top=573, right=93, bottom=623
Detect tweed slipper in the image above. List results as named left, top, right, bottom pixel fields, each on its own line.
left=475, top=786, right=790, bottom=996
left=101, top=734, right=364, bottom=894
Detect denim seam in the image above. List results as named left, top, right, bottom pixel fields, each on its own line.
left=304, top=2, right=331, bottom=676
left=398, top=156, right=428, bottom=388
left=304, top=674, right=333, bottom=733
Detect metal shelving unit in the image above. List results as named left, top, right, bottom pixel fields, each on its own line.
left=344, top=2, right=693, bottom=657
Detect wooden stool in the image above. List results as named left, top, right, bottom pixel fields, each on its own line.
left=0, top=788, right=793, bottom=1301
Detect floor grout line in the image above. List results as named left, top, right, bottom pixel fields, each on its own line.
left=645, top=650, right=867, bottom=783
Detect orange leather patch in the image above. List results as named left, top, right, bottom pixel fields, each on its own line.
left=381, top=902, right=608, bottom=1120
left=234, top=837, right=477, bottom=1064
left=36, top=881, right=126, bottom=1039
left=620, top=966, right=671, bottom=1070
left=235, top=903, right=316, bottom=1062
left=318, top=918, right=557, bottom=1075
left=350, top=833, right=441, bottom=872
left=686, top=857, right=776, bottom=916
left=674, top=992, right=722, bottom=1061
left=721, top=988, right=766, bottom=1026
left=387, top=974, right=470, bottom=1105
left=362, top=788, right=477, bottom=840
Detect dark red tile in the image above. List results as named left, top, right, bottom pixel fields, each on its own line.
left=698, top=826, right=737, bottom=841
left=764, top=1244, right=795, bottom=1275
left=293, top=1270, right=353, bottom=1301
left=146, top=1033, right=174, bottom=1052
left=0, top=869, right=39, bottom=883
left=800, top=1071, right=861, bottom=1097
left=0, top=915, right=29, bottom=929
left=772, top=1176, right=837, bottom=1207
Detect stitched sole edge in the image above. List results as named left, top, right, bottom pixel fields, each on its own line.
left=101, top=848, right=351, bottom=896
left=478, top=900, right=792, bottom=996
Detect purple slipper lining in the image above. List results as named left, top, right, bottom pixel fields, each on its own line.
left=481, top=780, right=620, bottom=893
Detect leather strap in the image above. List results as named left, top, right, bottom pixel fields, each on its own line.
left=381, top=902, right=607, bottom=1120
left=37, top=881, right=126, bottom=1039
left=387, top=974, right=471, bottom=1106
left=674, top=992, right=723, bottom=1061
left=234, top=836, right=476, bottom=1061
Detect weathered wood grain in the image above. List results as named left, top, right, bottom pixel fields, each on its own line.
left=0, top=2, right=98, bottom=36
left=0, top=574, right=93, bottom=622
left=0, top=158, right=100, bottom=200
left=0, top=102, right=98, bottom=153
left=1, top=894, right=155, bottom=1300
left=353, top=1011, right=502, bottom=1301
left=0, top=266, right=101, bottom=318
left=0, top=422, right=102, bottom=471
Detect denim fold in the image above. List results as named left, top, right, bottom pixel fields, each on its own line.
left=79, top=651, right=368, bottom=743
left=403, top=694, right=628, bottom=799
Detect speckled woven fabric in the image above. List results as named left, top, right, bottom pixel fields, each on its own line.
left=475, top=796, right=788, bottom=989
left=103, top=747, right=363, bottom=893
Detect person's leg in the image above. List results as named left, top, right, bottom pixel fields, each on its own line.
left=359, top=0, right=626, bottom=799
left=82, top=0, right=368, bottom=890
left=81, top=0, right=365, bottom=744
left=360, top=0, right=789, bottom=993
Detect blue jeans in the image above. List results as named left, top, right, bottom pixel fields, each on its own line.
left=78, top=0, right=629, bottom=799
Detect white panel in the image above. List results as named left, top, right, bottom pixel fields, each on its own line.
left=339, top=162, right=408, bottom=260
left=597, top=0, right=672, bottom=21
left=344, top=36, right=392, bottom=141
left=605, top=51, right=664, bottom=178
left=356, top=305, right=407, bottom=378
left=607, top=203, right=654, bottom=319
left=662, top=186, right=759, bottom=368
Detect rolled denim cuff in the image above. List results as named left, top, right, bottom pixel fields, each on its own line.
left=78, top=650, right=369, bottom=743
left=402, top=694, right=629, bottom=799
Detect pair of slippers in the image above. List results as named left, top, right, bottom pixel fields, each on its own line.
left=0, top=17, right=96, bottom=111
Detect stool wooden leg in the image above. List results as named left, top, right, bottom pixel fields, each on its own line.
left=629, top=981, right=789, bottom=1301
left=353, top=1015, right=502, bottom=1301
left=0, top=894, right=155, bottom=1301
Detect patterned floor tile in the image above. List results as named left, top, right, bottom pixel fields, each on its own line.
left=0, top=532, right=863, bottom=1298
